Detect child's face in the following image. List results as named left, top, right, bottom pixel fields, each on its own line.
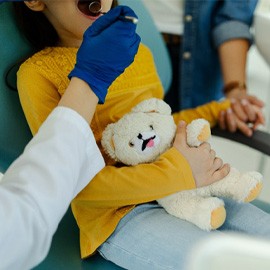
left=27, top=0, right=114, bottom=47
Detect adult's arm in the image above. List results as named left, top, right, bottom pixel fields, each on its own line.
left=0, top=87, right=104, bottom=269
left=212, top=0, right=257, bottom=48
left=213, top=0, right=264, bottom=123
left=212, top=0, right=257, bottom=91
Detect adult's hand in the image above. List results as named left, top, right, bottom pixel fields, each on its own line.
left=69, top=6, right=141, bottom=103
left=218, top=104, right=265, bottom=137
left=226, top=90, right=265, bottom=127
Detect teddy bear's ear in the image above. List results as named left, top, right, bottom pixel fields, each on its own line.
left=132, top=98, right=171, bottom=115
left=101, top=123, right=117, bottom=160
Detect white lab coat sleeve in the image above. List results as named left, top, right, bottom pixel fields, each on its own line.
left=0, top=106, right=105, bottom=270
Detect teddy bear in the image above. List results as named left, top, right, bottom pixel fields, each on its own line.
left=101, top=98, right=263, bottom=231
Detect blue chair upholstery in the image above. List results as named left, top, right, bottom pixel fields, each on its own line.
left=0, top=3, right=122, bottom=269
left=34, top=208, right=123, bottom=270
left=118, top=0, right=172, bottom=93
left=0, top=3, right=32, bottom=172
left=0, top=1, right=269, bottom=270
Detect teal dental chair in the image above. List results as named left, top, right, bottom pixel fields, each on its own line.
left=0, top=1, right=270, bottom=269
left=0, top=3, right=32, bottom=172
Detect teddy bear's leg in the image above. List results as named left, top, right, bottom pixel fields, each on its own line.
left=208, top=167, right=263, bottom=202
left=157, top=191, right=226, bottom=231
left=240, top=172, right=263, bottom=202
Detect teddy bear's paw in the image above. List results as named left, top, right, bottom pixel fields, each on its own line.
left=210, top=206, right=226, bottom=230
left=186, top=119, right=211, bottom=147
left=190, top=197, right=225, bottom=231
left=197, top=124, right=211, bottom=143
left=244, top=182, right=263, bottom=203
left=238, top=171, right=263, bottom=203
left=212, top=169, right=263, bottom=202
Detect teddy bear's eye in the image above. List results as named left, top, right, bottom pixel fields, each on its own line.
left=150, top=125, right=154, bottom=130
left=129, top=142, right=135, bottom=147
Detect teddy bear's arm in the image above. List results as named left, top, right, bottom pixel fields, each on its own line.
left=77, top=148, right=195, bottom=208
left=172, top=100, right=230, bottom=127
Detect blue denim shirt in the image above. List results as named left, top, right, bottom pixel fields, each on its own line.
left=180, top=0, right=258, bottom=109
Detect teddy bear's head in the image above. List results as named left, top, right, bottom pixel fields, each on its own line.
left=101, top=98, right=177, bottom=166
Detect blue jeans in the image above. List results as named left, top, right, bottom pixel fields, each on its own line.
left=98, top=199, right=270, bottom=270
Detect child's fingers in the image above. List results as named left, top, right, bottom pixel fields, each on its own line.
left=218, top=110, right=226, bottom=130
left=212, top=156, right=223, bottom=172
left=199, top=142, right=211, bottom=152
left=253, top=110, right=265, bottom=130
left=230, top=98, right=248, bottom=122
left=235, top=118, right=253, bottom=137
left=212, top=163, right=230, bottom=183
left=241, top=99, right=257, bottom=122
left=173, top=121, right=187, bottom=148
left=225, top=108, right=237, bottom=132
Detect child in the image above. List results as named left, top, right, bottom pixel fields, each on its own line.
left=14, top=1, right=270, bottom=269
left=1, top=2, right=141, bottom=268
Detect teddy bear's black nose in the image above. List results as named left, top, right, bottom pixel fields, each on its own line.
left=137, top=133, right=143, bottom=140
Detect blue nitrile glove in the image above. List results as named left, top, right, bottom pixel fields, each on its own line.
left=69, top=6, right=141, bottom=104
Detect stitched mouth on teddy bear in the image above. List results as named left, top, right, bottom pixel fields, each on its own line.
left=141, top=136, right=156, bottom=151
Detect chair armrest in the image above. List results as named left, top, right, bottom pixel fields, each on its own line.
left=211, top=127, right=270, bottom=156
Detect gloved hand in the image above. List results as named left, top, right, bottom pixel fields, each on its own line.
left=69, top=6, right=141, bottom=103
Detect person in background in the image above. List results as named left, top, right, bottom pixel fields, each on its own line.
left=0, top=1, right=140, bottom=269
left=142, top=0, right=265, bottom=135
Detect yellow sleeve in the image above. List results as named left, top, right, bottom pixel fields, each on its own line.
left=173, top=100, right=231, bottom=127
left=17, top=65, right=61, bottom=135
left=75, top=148, right=196, bottom=208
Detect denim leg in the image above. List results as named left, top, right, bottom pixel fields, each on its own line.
left=220, top=198, right=270, bottom=238
left=98, top=203, right=215, bottom=270
left=98, top=201, right=270, bottom=269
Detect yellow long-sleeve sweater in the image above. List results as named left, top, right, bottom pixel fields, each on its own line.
left=17, top=44, right=230, bottom=258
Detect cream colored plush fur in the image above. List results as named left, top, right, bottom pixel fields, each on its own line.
left=101, top=98, right=263, bottom=231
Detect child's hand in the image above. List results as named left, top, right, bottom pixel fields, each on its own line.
left=69, top=6, right=141, bottom=103
left=222, top=91, right=265, bottom=136
left=173, top=121, right=230, bottom=188
left=218, top=103, right=265, bottom=137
